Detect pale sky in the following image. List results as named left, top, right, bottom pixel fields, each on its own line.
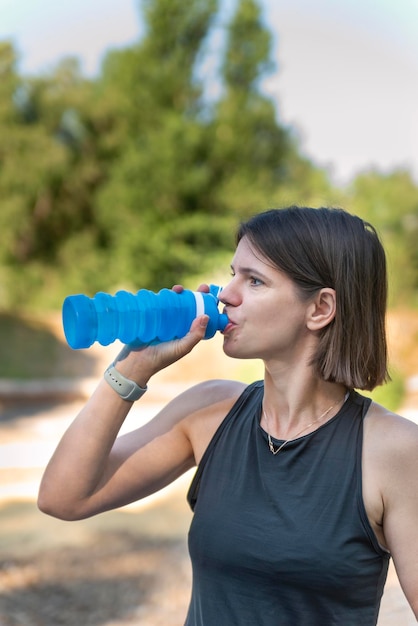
left=0, top=0, right=417, bottom=185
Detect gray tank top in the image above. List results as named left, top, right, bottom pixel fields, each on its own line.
left=186, top=381, right=390, bottom=625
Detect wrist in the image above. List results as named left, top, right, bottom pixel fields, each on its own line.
left=104, top=364, right=148, bottom=402
left=113, top=345, right=155, bottom=388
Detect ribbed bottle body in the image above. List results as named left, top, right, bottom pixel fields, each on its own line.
left=62, top=286, right=228, bottom=349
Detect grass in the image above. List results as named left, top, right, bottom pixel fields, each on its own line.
left=0, top=312, right=97, bottom=379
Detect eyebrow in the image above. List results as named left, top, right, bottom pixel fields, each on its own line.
left=230, top=264, right=271, bottom=282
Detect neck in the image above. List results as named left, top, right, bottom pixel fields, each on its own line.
left=262, top=367, right=347, bottom=440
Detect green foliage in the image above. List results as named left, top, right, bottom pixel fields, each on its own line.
left=346, top=169, right=418, bottom=306
left=0, top=0, right=416, bottom=313
left=360, top=368, right=406, bottom=413
left=222, top=0, right=273, bottom=91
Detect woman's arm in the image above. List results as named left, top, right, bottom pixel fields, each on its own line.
left=379, top=413, right=418, bottom=619
left=38, top=314, right=237, bottom=521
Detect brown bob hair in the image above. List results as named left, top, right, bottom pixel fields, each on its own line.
left=237, top=206, right=389, bottom=391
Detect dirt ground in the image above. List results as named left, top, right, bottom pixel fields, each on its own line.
left=0, top=494, right=193, bottom=626
left=0, top=527, right=414, bottom=626
left=1, top=311, right=418, bottom=625
left=0, top=487, right=416, bottom=625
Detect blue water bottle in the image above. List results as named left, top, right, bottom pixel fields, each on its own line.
left=62, top=285, right=228, bottom=349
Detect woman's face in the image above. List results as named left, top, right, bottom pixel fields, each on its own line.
left=219, top=236, right=313, bottom=363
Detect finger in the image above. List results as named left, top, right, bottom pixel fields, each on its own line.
left=160, top=314, right=209, bottom=365
left=189, top=314, right=209, bottom=338
left=180, top=314, right=209, bottom=348
left=197, top=283, right=210, bottom=293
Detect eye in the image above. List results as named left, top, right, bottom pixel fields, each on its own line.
left=250, top=276, right=263, bottom=286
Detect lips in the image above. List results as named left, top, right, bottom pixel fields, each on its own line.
left=222, top=321, right=237, bottom=335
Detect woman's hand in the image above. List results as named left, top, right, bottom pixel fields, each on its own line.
left=112, top=283, right=211, bottom=387
left=37, top=282, right=229, bottom=521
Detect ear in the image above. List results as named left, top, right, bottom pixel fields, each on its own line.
left=306, top=288, right=336, bottom=331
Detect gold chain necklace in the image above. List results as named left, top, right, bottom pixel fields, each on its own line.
left=262, top=398, right=343, bottom=455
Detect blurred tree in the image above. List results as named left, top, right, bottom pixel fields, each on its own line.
left=95, top=0, right=313, bottom=292
left=0, top=44, right=69, bottom=305
left=207, top=0, right=291, bottom=216
left=95, top=0, right=236, bottom=292
left=5, top=1, right=411, bottom=311
left=0, top=51, right=124, bottom=307
left=347, top=169, right=418, bottom=305
left=208, top=0, right=337, bottom=219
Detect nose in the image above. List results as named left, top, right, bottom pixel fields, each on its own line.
left=218, top=278, right=240, bottom=308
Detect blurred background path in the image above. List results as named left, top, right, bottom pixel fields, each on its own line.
left=1, top=335, right=417, bottom=624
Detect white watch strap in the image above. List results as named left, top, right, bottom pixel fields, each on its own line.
left=104, top=364, right=147, bottom=401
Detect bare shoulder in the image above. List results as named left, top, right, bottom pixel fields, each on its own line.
left=180, top=378, right=248, bottom=409
left=160, top=378, right=248, bottom=432
left=177, top=379, right=248, bottom=463
left=365, top=401, right=418, bottom=454
left=179, top=378, right=248, bottom=426
left=365, top=402, right=418, bottom=614
left=138, top=379, right=247, bottom=446
left=364, top=401, right=418, bottom=493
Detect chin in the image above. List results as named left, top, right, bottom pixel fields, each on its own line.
left=222, top=338, right=240, bottom=358
left=222, top=338, right=254, bottom=360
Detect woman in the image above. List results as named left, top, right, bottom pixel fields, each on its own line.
left=39, top=206, right=418, bottom=625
